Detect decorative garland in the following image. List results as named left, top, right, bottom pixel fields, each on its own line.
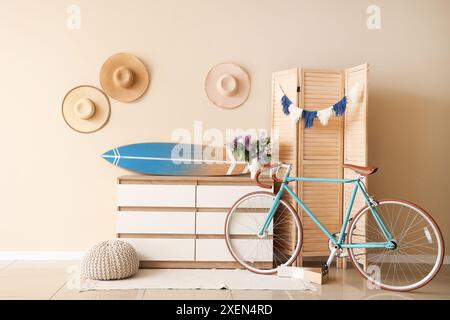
left=279, top=83, right=362, bottom=128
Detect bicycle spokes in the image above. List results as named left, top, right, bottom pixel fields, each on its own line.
left=225, top=192, right=302, bottom=274
left=348, top=200, right=444, bottom=291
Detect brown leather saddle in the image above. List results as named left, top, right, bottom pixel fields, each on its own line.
left=343, top=164, right=378, bottom=176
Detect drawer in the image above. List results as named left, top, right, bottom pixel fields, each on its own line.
left=117, top=184, right=195, bottom=207
left=196, top=185, right=272, bottom=208
left=195, top=238, right=273, bottom=262
left=117, top=211, right=195, bottom=234
left=120, top=238, right=195, bottom=261
left=196, top=212, right=273, bottom=235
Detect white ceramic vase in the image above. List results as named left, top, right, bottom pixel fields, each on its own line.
left=249, top=158, right=262, bottom=179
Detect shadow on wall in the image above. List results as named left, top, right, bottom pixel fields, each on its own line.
left=368, top=86, right=450, bottom=240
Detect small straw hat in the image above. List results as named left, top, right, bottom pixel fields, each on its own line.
left=61, top=85, right=111, bottom=133
left=100, top=53, right=149, bottom=102
left=204, top=63, right=251, bottom=109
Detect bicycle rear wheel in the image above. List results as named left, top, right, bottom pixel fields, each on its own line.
left=347, top=199, right=444, bottom=291
left=225, top=191, right=302, bottom=274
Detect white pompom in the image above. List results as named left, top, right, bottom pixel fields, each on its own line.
left=289, top=105, right=303, bottom=123
left=348, top=82, right=363, bottom=103
left=317, top=107, right=333, bottom=126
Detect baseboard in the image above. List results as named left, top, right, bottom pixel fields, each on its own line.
left=0, top=251, right=85, bottom=261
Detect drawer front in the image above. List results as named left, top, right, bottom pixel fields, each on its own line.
left=121, top=238, right=195, bottom=261
left=196, top=212, right=273, bottom=235
left=117, top=184, right=195, bottom=207
left=196, top=185, right=271, bottom=208
left=195, top=238, right=273, bottom=262
left=117, top=211, right=195, bottom=234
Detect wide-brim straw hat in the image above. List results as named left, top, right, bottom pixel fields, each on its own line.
left=100, top=53, right=149, bottom=102
left=62, top=85, right=111, bottom=133
left=204, top=63, right=250, bottom=109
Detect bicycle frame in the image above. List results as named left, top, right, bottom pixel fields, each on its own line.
left=258, top=167, right=395, bottom=251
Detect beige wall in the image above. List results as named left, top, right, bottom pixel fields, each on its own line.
left=0, top=0, right=449, bottom=252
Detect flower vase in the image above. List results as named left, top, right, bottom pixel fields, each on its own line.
left=249, top=158, right=262, bottom=179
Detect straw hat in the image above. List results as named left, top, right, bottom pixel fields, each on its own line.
left=62, top=85, right=111, bottom=133
left=100, top=53, right=149, bottom=102
left=204, top=63, right=251, bottom=109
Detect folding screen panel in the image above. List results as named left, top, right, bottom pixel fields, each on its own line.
left=271, top=64, right=368, bottom=265
left=343, top=64, right=369, bottom=216
left=298, top=69, right=344, bottom=258
left=343, top=64, right=369, bottom=268
left=271, top=69, right=300, bottom=259
left=271, top=69, right=299, bottom=181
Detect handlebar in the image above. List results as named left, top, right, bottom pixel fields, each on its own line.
left=254, top=163, right=291, bottom=189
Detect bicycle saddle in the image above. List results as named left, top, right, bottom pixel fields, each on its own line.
left=343, top=164, right=378, bottom=176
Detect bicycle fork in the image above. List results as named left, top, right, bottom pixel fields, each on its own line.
left=257, top=188, right=283, bottom=237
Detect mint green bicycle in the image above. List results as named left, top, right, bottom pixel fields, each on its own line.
left=225, top=163, right=444, bottom=291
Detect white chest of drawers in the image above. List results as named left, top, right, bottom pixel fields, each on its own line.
left=116, top=175, right=273, bottom=268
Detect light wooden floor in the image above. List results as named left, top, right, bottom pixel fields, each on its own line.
left=0, top=261, right=449, bottom=300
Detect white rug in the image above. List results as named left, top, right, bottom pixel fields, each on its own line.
left=81, top=269, right=317, bottom=291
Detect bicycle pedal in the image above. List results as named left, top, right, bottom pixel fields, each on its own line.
left=322, top=264, right=329, bottom=275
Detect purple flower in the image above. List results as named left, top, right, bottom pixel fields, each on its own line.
left=232, top=136, right=239, bottom=149
left=244, top=135, right=252, bottom=151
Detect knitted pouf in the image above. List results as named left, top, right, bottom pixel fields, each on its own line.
left=81, top=240, right=139, bottom=280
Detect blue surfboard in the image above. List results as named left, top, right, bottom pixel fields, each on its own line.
left=102, top=142, right=249, bottom=176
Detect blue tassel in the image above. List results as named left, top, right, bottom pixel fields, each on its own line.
left=302, top=110, right=317, bottom=128
left=281, top=95, right=292, bottom=115
left=332, top=96, right=347, bottom=116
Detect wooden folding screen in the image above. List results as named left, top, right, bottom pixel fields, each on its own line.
left=271, top=64, right=369, bottom=265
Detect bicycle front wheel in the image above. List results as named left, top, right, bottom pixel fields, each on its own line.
left=347, top=199, right=444, bottom=291
left=225, top=191, right=302, bottom=274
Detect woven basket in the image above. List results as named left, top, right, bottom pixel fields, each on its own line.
left=81, top=240, right=139, bottom=280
